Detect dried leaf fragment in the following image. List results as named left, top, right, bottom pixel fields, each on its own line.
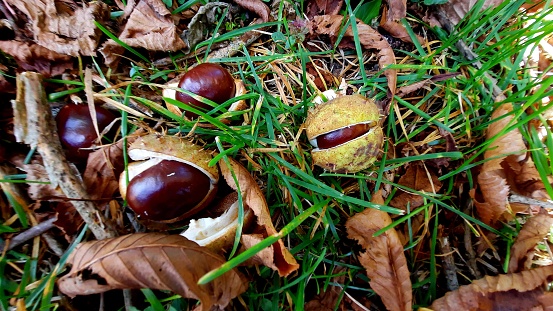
left=10, top=0, right=109, bottom=56
left=100, top=0, right=187, bottom=67
left=430, top=265, right=553, bottom=310
left=57, top=233, right=247, bottom=311
left=0, top=41, right=73, bottom=77
left=508, top=212, right=553, bottom=273
left=219, top=158, right=299, bottom=276
left=390, top=165, right=442, bottom=210
left=472, top=102, right=549, bottom=226
left=346, top=191, right=412, bottom=311
left=309, top=15, right=397, bottom=95
left=305, top=0, right=344, bottom=18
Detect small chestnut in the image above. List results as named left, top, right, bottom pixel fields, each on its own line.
left=305, top=94, right=384, bottom=173
left=176, top=63, right=235, bottom=118
left=56, top=104, right=117, bottom=162
left=162, top=63, right=247, bottom=120
left=119, top=135, right=219, bottom=223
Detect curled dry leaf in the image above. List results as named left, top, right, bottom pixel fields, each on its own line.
left=57, top=233, right=247, bottom=311
left=218, top=157, right=299, bottom=276
left=234, top=0, right=271, bottom=23
left=346, top=190, right=412, bottom=311
left=471, top=103, right=549, bottom=226
left=305, top=0, right=344, bottom=19
left=9, top=0, right=109, bottom=56
left=380, top=5, right=424, bottom=44
left=100, top=0, right=187, bottom=67
left=0, top=41, right=72, bottom=77
left=508, top=211, right=553, bottom=273
left=84, top=140, right=128, bottom=201
left=430, top=264, right=553, bottom=310
left=436, top=0, right=504, bottom=26
left=390, top=165, right=442, bottom=211
left=305, top=266, right=346, bottom=311
left=309, top=15, right=397, bottom=95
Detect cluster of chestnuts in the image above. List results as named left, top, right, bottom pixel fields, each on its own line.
left=304, top=94, right=384, bottom=173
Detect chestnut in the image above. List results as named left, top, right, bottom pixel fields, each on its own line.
left=305, top=95, right=384, bottom=173
left=56, top=104, right=117, bottom=162
left=119, top=135, right=219, bottom=223
left=162, top=63, right=247, bottom=120
left=176, top=63, right=235, bottom=118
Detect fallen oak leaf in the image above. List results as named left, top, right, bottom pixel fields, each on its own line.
left=346, top=190, right=412, bottom=311
left=218, top=157, right=299, bottom=277
left=309, top=15, right=397, bottom=95
left=430, top=264, right=553, bottom=310
left=508, top=211, right=553, bottom=273
left=234, top=0, right=271, bottom=23
left=380, top=6, right=424, bottom=45
left=57, top=233, right=247, bottom=311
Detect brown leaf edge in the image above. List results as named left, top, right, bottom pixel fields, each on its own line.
left=57, top=233, right=247, bottom=311
left=508, top=211, right=553, bottom=273
left=430, top=265, right=553, bottom=310
left=346, top=190, right=413, bottom=311
left=309, top=15, right=397, bottom=95
left=218, top=157, right=299, bottom=276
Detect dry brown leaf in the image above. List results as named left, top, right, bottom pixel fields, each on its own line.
left=0, top=41, right=72, bottom=77
left=430, top=265, right=553, bottom=310
left=83, top=141, right=126, bottom=201
left=218, top=157, right=299, bottom=277
left=57, top=233, right=247, bottom=310
left=346, top=190, right=412, bottom=311
left=234, top=0, right=271, bottom=23
left=305, top=267, right=346, bottom=311
left=309, top=15, right=397, bottom=95
left=472, top=102, right=550, bottom=226
left=508, top=212, right=553, bottom=273
left=380, top=6, right=424, bottom=44
left=9, top=0, right=109, bottom=56
left=100, top=0, right=187, bottom=67
left=305, top=0, right=344, bottom=19
left=502, top=155, right=549, bottom=201
left=437, top=0, right=504, bottom=26
left=390, top=165, right=442, bottom=210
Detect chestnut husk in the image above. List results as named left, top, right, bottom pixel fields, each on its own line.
left=305, top=94, right=384, bottom=173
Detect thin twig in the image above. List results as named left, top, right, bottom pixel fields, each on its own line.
left=509, top=194, right=553, bottom=209
left=12, top=72, right=117, bottom=240
left=0, top=217, right=56, bottom=252
left=439, top=236, right=460, bottom=291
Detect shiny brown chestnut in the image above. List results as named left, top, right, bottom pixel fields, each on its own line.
left=56, top=104, right=117, bottom=162
left=176, top=63, right=236, bottom=118
left=316, top=123, right=372, bottom=149
left=119, top=135, right=219, bottom=223
left=126, top=160, right=211, bottom=221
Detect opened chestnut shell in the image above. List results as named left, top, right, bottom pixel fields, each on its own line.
left=305, top=94, right=384, bottom=173
left=119, top=135, right=218, bottom=223
left=56, top=104, right=117, bottom=162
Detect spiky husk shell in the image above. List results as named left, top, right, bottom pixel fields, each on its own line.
left=305, top=95, right=384, bottom=173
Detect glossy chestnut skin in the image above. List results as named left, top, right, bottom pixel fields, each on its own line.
left=126, top=160, right=211, bottom=221
left=316, top=123, right=371, bottom=149
left=176, top=63, right=236, bottom=118
left=56, top=104, right=116, bottom=162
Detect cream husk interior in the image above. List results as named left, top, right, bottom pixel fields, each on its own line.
left=180, top=200, right=241, bottom=246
